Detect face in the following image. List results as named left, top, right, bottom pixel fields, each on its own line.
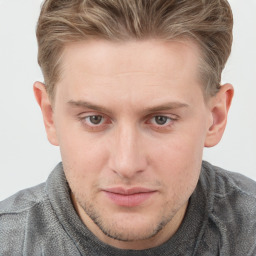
left=35, top=39, right=232, bottom=249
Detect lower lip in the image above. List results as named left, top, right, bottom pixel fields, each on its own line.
left=103, top=191, right=155, bottom=207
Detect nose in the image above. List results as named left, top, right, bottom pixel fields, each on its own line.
left=108, top=124, right=148, bottom=179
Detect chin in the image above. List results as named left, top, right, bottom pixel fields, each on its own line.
left=92, top=210, right=172, bottom=242
left=100, top=221, right=162, bottom=242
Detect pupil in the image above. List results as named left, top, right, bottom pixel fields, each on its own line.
left=155, top=116, right=167, bottom=125
left=90, top=115, right=102, bottom=125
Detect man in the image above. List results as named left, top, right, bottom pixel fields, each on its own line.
left=0, top=0, right=256, bottom=255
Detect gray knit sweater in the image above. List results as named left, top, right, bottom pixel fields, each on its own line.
left=1, top=161, right=256, bottom=255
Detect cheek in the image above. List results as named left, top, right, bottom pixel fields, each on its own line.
left=60, top=137, right=108, bottom=173
left=60, top=138, right=108, bottom=202
left=150, top=132, right=204, bottom=167
left=56, top=123, right=110, bottom=188
left=55, top=113, right=104, bottom=163
left=148, top=131, right=204, bottom=190
left=152, top=142, right=202, bottom=211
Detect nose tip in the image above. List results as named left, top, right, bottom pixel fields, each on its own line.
left=109, top=127, right=147, bottom=179
left=112, top=158, right=145, bottom=179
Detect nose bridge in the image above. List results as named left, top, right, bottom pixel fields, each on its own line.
left=110, top=122, right=146, bottom=178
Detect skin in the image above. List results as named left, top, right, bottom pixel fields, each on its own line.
left=34, top=39, right=233, bottom=250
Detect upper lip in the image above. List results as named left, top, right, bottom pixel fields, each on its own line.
left=102, top=187, right=156, bottom=195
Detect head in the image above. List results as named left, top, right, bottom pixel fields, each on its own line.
left=34, top=0, right=234, bottom=250
left=37, top=0, right=233, bottom=101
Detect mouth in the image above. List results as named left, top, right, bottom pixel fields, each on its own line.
left=102, top=187, right=157, bottom=207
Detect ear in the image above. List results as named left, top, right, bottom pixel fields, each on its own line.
left=33, top=82, right=59, bottom=146
left=204, top=83, right=234, bottom=147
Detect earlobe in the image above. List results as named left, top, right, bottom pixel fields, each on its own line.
left=204, top=83, right=234, bottom=147
left=33, top=82, right=59, bottom=146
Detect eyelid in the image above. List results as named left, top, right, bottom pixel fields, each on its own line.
left=146, top=113, right=179, bottom=121
left=84, top=115, right=105, bottom=126
left=145, top=114, right=179, bottom=130
left=78, top=111, right=105, bottom=120
left=77, top=111, right=178, bottom=132
left=78, top=112, right=112, bottom=131
left=149, top=116, right=172, bottom=125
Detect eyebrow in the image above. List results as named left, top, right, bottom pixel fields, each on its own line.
left=67, top=100, right=189, bottom=114
left=68, top=100, right=112, bottom=114
left=145, top=102, right=189, bottom=113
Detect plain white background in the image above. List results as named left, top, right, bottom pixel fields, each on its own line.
left=0, top=0, right=255, bottom=201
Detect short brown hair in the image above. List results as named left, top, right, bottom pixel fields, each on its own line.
left=36, top=0, right=233, bottom=100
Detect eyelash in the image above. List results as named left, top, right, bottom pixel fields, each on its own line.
left=78, top=114, right=110, bottom=131
left=146, top=115, right=178, bottom=131
left=78, top=113, right=178, bottom=131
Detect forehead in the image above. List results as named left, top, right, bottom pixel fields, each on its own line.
left=60, top=39, right=200, bottom=79
left=55, top=39, right=204, bottom=107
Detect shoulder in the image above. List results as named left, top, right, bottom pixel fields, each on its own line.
left=0, top=182, right=47, bottom=214
left=201, top=161, right=256, bottom=221
left=201, top=161, right=256, bottom=255
left=202, top=161, right=256, bottom=200
left=0, top=183, right=47, bottom=254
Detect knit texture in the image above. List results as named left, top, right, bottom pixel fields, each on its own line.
left=1, top=161, right=256, bottom=255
